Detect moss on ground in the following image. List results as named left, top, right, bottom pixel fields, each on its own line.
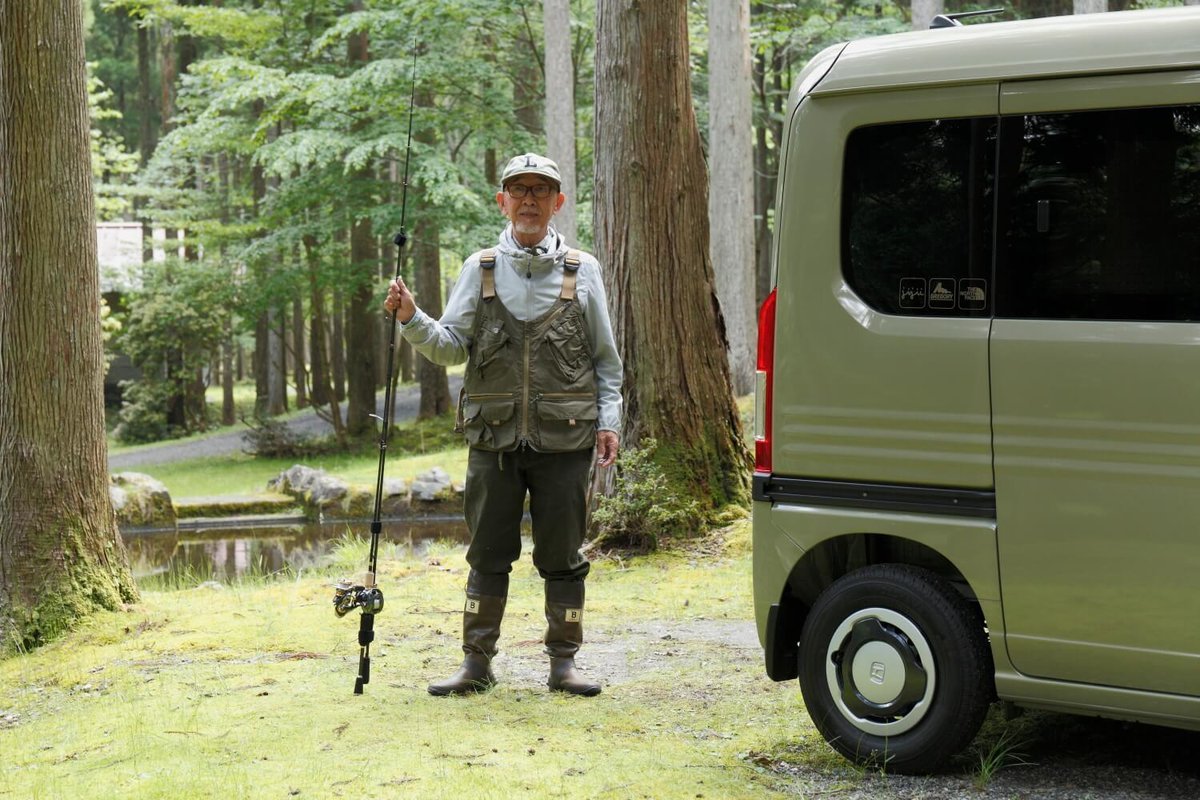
left=0, top=521, right=817, bottom=800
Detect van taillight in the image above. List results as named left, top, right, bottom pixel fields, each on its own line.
left=755, top=288, right=777, bottom=475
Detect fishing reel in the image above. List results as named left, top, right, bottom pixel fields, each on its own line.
left=333, top=581, right=385, bottom=617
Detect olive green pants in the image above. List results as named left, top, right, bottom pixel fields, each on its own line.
left=464, top=446, right=592, bottom=581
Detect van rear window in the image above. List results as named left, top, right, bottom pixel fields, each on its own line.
left=842, top=118, right=996, bottom=317
left=994, top=105, right=1200, bottom=322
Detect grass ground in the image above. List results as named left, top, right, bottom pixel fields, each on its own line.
left=141, top=447, right=470, bottom=500
left=0, top=523, right=826, bottom=800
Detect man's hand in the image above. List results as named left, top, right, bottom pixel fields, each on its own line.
left=596, top=430, right=619, bottom=468
left=384, top=277, right=417, bottom=324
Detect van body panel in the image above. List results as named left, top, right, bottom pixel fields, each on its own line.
left=1000, top=70, right=1200, bottom=115
left=992, top=319, right=1200, bottom=696
left=751, top=502, right=806, bottom=648
left=752, top=500, right=1001, bottom=629
left=811, top=8, right=1200, bottom=98
left=994, top=669, right=1200, bottom=732
left=772, top=84, right=997, bottom=488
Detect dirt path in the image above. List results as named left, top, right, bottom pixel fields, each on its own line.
left=108, top=376, right=463, bottom=471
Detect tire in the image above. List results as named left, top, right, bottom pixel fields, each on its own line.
left=797, top=564, right=993, bottom=774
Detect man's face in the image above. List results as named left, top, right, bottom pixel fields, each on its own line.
left=496, top=177, right=566, bottom=245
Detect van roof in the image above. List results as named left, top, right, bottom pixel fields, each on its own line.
left=811, top=7, right=1200, bottom=96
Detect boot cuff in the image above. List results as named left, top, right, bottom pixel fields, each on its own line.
left=545, top=578, right=585, bottom=606
left=467, top=569, right=510, bottom=598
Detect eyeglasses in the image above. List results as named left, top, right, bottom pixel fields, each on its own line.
left=505, top=183, right=556, bottom=199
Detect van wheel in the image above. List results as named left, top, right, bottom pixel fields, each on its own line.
left=797, top=564, right=992, bottom=774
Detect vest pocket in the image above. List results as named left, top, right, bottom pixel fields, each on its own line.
left=473, top=322, right=510, bottom=379
left=545, top=317, right=588, bottom=382
left=462, top=396, right=518, bottom=450
left=535, top=396, right=598, bottom=452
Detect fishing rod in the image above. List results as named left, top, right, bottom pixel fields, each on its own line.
left=332, top=44, right=419, bottom=695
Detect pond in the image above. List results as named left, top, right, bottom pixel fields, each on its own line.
left=120, top=517, right=512, bottom=586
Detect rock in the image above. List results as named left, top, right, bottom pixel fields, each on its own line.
left=268, top=465, right=457, bottom=520
left=410, top=467, right=463, bottom=515
left=410, top=467, right=452, bottom=501
left=308, top=474, right=349, bottom=506
left=268, top=464, right=327, bottom=496
left=110, top=472, right=177, bottom=530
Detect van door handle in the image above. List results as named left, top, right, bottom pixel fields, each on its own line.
left=1036, top=199, right=1051, bottom=233
left=1036, top=199, right=1067, bottom=233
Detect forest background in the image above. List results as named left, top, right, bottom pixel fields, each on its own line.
left=86, top=0, right=1149, bottom=453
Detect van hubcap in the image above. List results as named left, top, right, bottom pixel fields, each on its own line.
left=825, top=607, right=936, bottom=735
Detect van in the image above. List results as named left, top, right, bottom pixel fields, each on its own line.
left=752, top=7, right=1200, bottom=774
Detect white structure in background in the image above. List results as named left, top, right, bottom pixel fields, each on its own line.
left=97, top=222, right=188, bottom=395
left=96, top=222, right=188, bottom=293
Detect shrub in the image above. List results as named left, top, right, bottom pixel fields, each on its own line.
left=590, top=438, right=703, bottom=552
left=241, top=415, right=318, bottom=458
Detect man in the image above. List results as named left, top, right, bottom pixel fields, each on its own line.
left=384, top=153, right=622, bottom=697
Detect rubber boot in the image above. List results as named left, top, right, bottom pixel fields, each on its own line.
left=544, top=579, right=601, bottom=696
left=428, top=571, right=508, bottom=696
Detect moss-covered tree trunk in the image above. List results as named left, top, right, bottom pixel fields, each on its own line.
left=594, top=0, right=751, bottom=509
left=0, top=0, right=139, bottom=652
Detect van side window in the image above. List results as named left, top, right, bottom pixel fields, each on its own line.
left=842, top=118, right=996, bottom=317
left=995, top=105, right=1200, bottom=321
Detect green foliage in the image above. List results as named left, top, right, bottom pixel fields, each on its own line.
left=113, top=257, right=233, bottom=443
left=112, top=377, right=175, bottom=443
left=240, top=415, right=322, bottom=458
left=387, top=411, right=462, bottom=454
left=591, top=438, right=703, bottom=552
left=87, top=68, right=139, bottom=219
left=99, top=296, right=121, bottom=369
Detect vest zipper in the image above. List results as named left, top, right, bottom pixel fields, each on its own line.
left=520, top=318, right=532, bottom=446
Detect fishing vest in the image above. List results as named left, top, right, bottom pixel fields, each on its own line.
left=459, top=248, right=599, bottom=452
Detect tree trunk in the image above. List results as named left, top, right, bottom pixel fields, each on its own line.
left=251, top=132, right=270, bottom=415
left=708, top=0, right=756, bottom=396
left=0, top=0, right=139, bottom=651
left=221, top=319, right=235, bottom=425
left=332, top=287, right=346, bottom=401
left=594, top=0, right=751, bottom=508
left=484, top=148, right=498, bottom=187
left=346, top=217, right=378, bottom=437
left=267, top=305, right=286, bottom=415
left=254, top=311, right=269, bottom=415
left=307, top=234, right=329, bottom=407
left=344, top=4, right=378, bottom=437
left=305, top=234, right=345, bottom=446
left=514, top=57, right=543, bottom=137
left=543, top=0, right=578, bottom=245
left=218, top=153, right=234, bottom=426
left=136, top=14, right=155, bottom=165
left=912, top=0, right=944, bottom=30
left=159, top=20, right=176, bottom=131
left=292, top=293, right=308, bottom=409
left=414, top=216, right=450, bottom=419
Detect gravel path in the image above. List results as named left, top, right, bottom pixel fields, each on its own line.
left=108, top=375, right=462, bottom=471
left=581, top=620, right=1200, bottom=799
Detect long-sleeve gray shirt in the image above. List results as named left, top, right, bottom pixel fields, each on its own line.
left=398, top=225, right=623, bottom=433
